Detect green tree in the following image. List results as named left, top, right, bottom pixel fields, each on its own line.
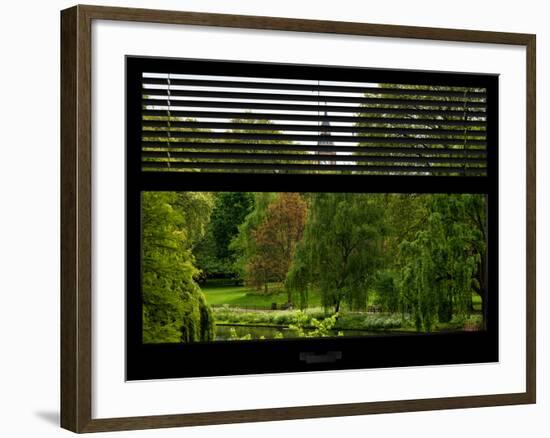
left=141, top=115, right=216, bottom=170
left=355, top=84, right=487, bottom=177
left=460, top=194, right=487, bottom=325
left=399, top=194, right=484, bottom=332
left=211, top=192, right=254, bottom=260
left=288, top=193, right=386, bottom=313
left=230, top=192, right=278, bottom=278
left=285, top=243, right=313, bottom=310
left=354, top=84, right=488, bottom=328
left=377, top=194, right=428, bottom=317
left=223, top=118, right=304, bottom=172
left=141, top=191, right=215, bottom=343
left=373, top=270, right=400, bottom=313
left=194, top=192, right=254, bottom=279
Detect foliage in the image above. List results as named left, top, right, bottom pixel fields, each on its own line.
left=399, top=195, right=483, bottom=332
left=228, top=327, right=253, bottom=341
left=287, top=193, right=386, bottom=313
left=211, top=192, right=255, bottom=260
left=353, top=84, right=488, bottom=329
left=245, top=193, right=308, bottom=295
left=194, top=192, right=254, bottom=278
left=230, top=192, right=278, bottom=278
left=288, top=312, right=342, bottom=338
left=141, top=192, right=215, bottom=343
left=285, top=251, right=311, bottom=310
left=212, top=307, right=326, bottom=326
left=212, top=306, right=486, bottom=334
left=143, top=189, right=486, bottom=342
left=334, top=314, right=403, bottom=331
left=373, top=270, right=400, bottom=313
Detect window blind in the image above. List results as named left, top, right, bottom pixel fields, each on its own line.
left=140, top=69, right=488, bottom=176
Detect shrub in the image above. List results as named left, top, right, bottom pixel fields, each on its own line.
left=334, top=314, right=402, bottom=331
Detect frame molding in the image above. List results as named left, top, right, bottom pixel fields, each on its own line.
left=60, top=4, right=536, bottom=433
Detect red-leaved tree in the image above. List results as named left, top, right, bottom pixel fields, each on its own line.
left=246, top=193, right=308, bottom=299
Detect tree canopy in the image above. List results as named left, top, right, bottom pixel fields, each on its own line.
left=141, top=191, right=215, bottom=343
left=399, top=194, right=485, bottom=331
left=287, top=193, right=387, bottom=313
left=194, top=192, right=254, bottom=279
left=245, top=193, right=308, bottom=295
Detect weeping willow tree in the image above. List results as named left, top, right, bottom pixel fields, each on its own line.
left=285, top=242, right=313, bottom=310
left=399, top=194, right=484, bottom=332
left=286, top=193, right=386, bottom=313
left=354, top=83, right=488, bottom=177
left=141, top=191, right=215, bottom=343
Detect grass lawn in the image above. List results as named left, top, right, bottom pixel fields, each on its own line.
left=201, top=279, right=322, bottom=308
left=202, top=279, right=484, bottom=317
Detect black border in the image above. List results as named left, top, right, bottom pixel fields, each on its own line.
left=126, top=56, right=499, bottom=380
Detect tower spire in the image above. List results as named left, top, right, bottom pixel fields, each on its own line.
left=317, top=109, right=336, bottom=165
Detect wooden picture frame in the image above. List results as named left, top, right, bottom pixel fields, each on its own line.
left=60, top=4, right=536, bottom=433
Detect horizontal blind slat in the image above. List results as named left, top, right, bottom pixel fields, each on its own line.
left=142, top=131, right=487, bottom=146
left=142, top=160, right=486, bottom=175
left=142, top=120, right=486, bottom=136
left=142, top=150, right=487, bottom=165
left=142, top=77, right=486, bottom=98
left=142, top=99, right=485, bottom=116
left=143, top=89, right=487, bottom=108
left=142, top=110, right=487, bottom=127
left=142, top=142, right=487, bottom=156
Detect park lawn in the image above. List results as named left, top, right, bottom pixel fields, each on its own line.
left=201, top=280, right=322, bottom=308
left=203, top=281, right=483, bottom=314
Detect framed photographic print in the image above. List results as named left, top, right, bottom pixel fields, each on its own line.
left=60, top=4, right=536, bottom=433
